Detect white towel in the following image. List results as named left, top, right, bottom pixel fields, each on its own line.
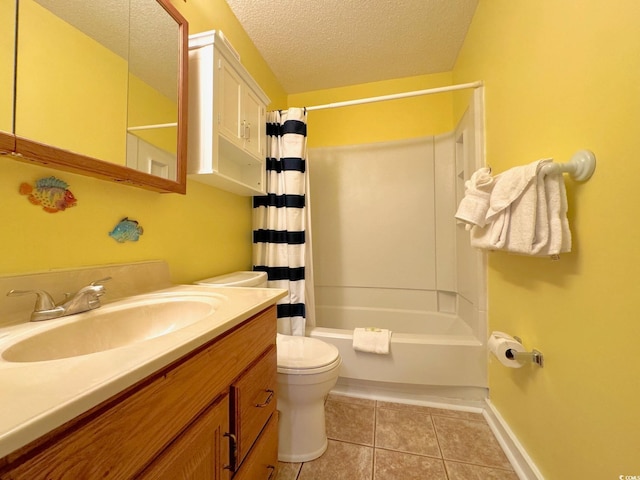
left=471, top=159, right=548, bottom=252
left=454, top=167, right=494, bottom=228
left=468, top=158, right=571, bottom=256
left=534, top=172, right=572, bottom=256
left=352, top=327, right=392, bottom=354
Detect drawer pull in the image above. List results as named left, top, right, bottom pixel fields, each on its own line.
left=267, top=464, right=276, bottom=480
left=255, top=389, right=274, bottom=408
left=223, top=432, right=237, bottom=470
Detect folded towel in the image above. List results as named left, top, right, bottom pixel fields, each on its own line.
left=468, top=158, right=571, bottom=257
left=470, top=206, right=510, bottom=250
left=352, top=327, right=392, bottom=354
left=471, top=159, right=549, bottom=252
left=534, top=171, right=572, bottom=256
left=455, top=167, right=494, bottom=228
left=485, top=159, right=549, bottom=222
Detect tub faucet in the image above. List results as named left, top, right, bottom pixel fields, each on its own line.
left=7, top=277, right=111, bottom=322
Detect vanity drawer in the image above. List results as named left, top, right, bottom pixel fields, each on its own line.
left=231, top=345, right=277, bottom=468
left=233, top=412, right=278, bottom=480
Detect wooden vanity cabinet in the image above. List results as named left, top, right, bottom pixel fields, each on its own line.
left=0, top=306, right=279, bottom=480
left=138, top=393, right=231, bottom=480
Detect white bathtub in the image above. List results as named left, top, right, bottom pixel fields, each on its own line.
left=308, top=305, right=487, bottom=399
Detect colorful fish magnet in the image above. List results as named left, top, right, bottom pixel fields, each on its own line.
left=109, top=217, right=144, bottom=243
left=20, top=176, right=77, bottom=213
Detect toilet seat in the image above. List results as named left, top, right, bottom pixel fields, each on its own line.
left=277, top=334, right=340, bottom=375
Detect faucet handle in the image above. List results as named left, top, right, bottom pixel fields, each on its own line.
left=7, top=289, right=57, bottom=311
left=89, top=277, right=111, bottom=296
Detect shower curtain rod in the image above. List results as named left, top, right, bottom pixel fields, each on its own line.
left=305, top=80, right=483, bottom=112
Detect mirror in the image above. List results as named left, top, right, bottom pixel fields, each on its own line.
left=10, top=0, right=187, bottom=193
left=126, top=0, right=180, bottom=180
left=0, top=0, right=16, bottom=152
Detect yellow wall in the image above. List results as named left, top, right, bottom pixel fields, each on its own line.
left=0, top=0, right=287, bottom=284
left=0, top=0, right=16, bottom=134
left=128, top=74, right=178, bottom=154
left=16, top=0, right=180, bottom=163
left=289, top=72, right=455, bottom=148
left=453, top=0, right=640, bottom=477
left=16, top=0, right=127, bottom=163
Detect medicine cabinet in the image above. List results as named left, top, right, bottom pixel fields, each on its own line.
left=1, top=0, right=188, bottom=194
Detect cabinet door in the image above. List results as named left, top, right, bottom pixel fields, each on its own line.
left=242, top=87, right=265, bottom=160
left=217, top=55, right=243, bottom=147
left=233, top=413, right=278, bottom=480
left=137, top=394, right=231, bottom=480
left=231, top=346, right=277, bottom=469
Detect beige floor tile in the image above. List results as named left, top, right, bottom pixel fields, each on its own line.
left=298, top=440, right=373, bottom=480
left=373, top=448, right=448, bottom=480
left=445, top=461, right=520, bottom=479
left=326, top=397, right=376, bottom=446
left=275, top=461, right=301, bottom=480
left=433, top=416, right=513, bottom=470
left=375, top=407, right=441, bottom=457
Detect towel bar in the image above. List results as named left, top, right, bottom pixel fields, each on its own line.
left=540, top=150, right=596, bottom=181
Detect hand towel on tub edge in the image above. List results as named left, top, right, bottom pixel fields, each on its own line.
left=352, top=327, right=392, bottom=354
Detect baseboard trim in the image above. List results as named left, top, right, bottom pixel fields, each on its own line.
left=483, top=399, right=544, bottom=480
left=331, top=378, right=488, bottom=410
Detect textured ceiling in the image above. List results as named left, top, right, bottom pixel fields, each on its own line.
left=224, top=0, right=479, bottom=93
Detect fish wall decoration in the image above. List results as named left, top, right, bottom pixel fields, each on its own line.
left=109, top=217, right=144, bottom=243
left=20, top=176, right=77, bottom=213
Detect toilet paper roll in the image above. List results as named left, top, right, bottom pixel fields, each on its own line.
left=488, top=331, right=526, bottom=368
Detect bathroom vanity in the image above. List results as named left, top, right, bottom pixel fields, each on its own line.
left=0, top=264, right=286, bottom=479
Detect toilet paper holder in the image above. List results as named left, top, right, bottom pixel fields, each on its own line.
left=508, top=336, right=544, bottom=367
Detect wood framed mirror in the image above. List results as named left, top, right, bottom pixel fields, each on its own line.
left=6, top=0, right=187, bottom=194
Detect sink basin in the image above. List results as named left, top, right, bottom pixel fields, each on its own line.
left=2, top=295, right=223, bottom=363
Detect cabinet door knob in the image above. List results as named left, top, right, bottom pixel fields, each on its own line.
left=255, top=389, right=274, bottom=408
left=267, top=464, right=276, bottom=480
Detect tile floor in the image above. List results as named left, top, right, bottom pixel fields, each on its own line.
left=276, top=394, right=519, bottom=480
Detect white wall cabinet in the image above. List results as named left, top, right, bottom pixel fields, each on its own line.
left=188, top=30, right=270, bottom=196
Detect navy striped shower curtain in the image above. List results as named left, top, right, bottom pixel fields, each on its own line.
left=253, top=108, right=314, bottom=336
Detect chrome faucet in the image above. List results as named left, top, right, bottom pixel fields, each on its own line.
left=7, top=277, right=111, bottom=322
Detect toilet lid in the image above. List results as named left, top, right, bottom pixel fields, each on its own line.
left=276, top=334, right=340, bottom=370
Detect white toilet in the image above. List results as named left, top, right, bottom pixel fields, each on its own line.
left=195, top=271, right=342, bottom=463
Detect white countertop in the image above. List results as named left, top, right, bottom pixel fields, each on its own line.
left=0, top=284, right=287, bottom=458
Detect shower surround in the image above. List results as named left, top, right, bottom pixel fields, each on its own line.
left=307, top=101, right=487, bottom=401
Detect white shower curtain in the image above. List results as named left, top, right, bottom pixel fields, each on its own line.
left=253, top=108, right=315, bottom=335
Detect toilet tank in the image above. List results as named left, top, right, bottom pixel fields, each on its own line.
left=195, top=271, right=268, bottom=288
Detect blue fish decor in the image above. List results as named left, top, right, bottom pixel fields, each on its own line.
left=109, top=217, right=143, bottom=243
